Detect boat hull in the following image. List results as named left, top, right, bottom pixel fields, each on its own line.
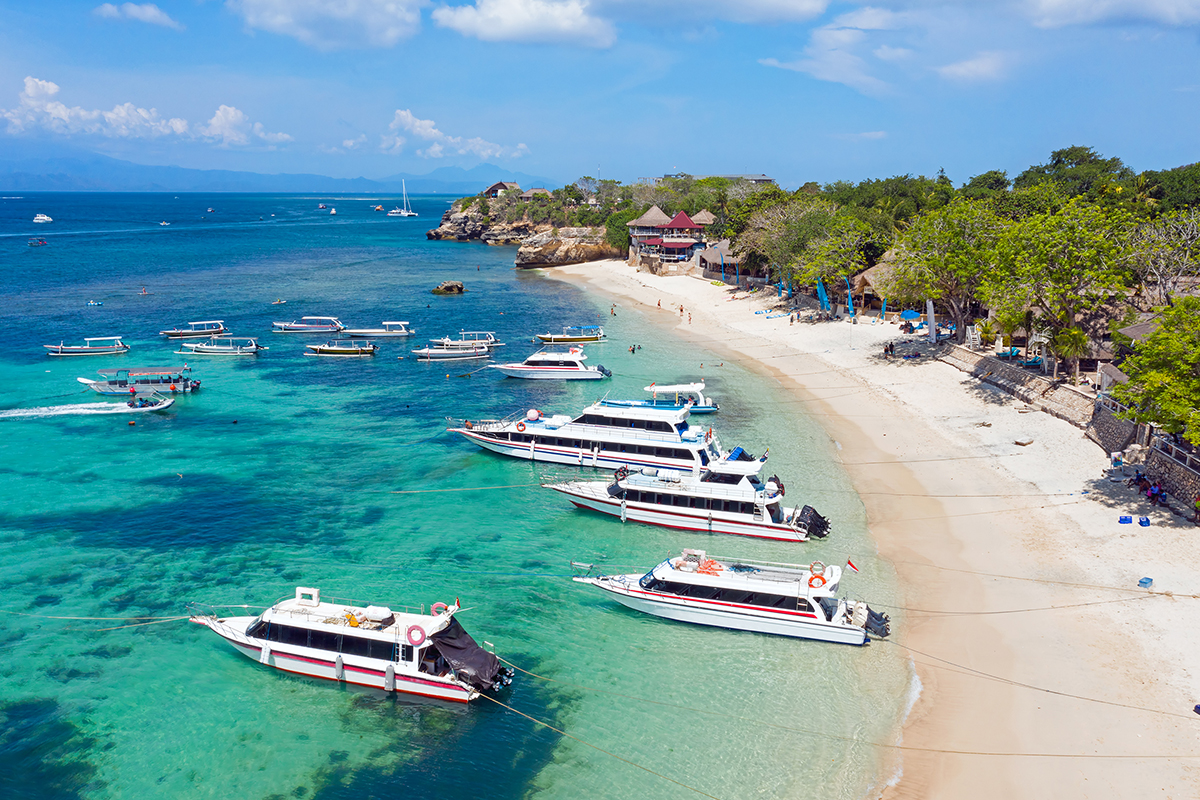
left=550, top=482, right=806, bottom=542
left=453, top=428, right=701, bottom=472
left=488, top=365, right=606, bottom=380
left=179, top=347, right=261, bottom=356
left=195, top=617, right=476, bottom=702
left=535, top=335, right=605, bottom=343
left=161, top=329, right=227, bottom=339
left=78, top=378, right=197, bottom=395
left=602, top=400, right=718, bottom=414
left=45, top=346, right=129, bottom=357
left=579, top=580, right=866, bottom=645
left=413, top=349, right=489, bottom=360
left=343, top=330, right=413, bottom=338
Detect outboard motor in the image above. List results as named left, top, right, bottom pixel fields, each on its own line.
left=795, top=505, right=831, bottom=539
left=865, top=607, right=891, bottom=638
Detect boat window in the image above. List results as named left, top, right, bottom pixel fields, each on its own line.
left=371, top=640, right=397, bottom=662
left=309, top=629, right=340, bottom=652
left=702, top=473, right=742, bottom=485
left=627, top=490, right=642, bottom=503
left=698, top=449, right=709, bottom=466
left=340, top=634, right=372, bottom=657
left=714, top=589, right=752, bottom=604
left=657, top=581, right=687, bottom=595
left=279, top=625, right=310, bottom=648
left=672, top=494, right=689, bottom=507
left=689, top=497, right=707, bottom=510
left=638, top=572, right=657, bottom=589
left=246, top=619, right=268, bottom=638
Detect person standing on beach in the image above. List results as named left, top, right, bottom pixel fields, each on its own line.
left=1193, top=492, right=1200, bottom=523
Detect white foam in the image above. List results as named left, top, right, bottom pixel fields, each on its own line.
left=0, top=402, right=155, bottom=419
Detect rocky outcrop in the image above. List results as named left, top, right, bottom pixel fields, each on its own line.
left=432, top=280, right=466, bottom=295
left=426, top=205, right=551, bottom=244
left=515, top=227, right=622, bottom=268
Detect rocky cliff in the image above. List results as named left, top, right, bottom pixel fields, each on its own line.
left=426, top=204, right=620, bottom=266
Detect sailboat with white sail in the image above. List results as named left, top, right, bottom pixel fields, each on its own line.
left=388, top=180, right=418, bottom=217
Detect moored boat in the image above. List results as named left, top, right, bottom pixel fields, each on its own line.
left=488, top=348, right=610, bottom=380
left=160, top=320, right=227, bottom=338
left=411, top=342, right=491, bottom=361
left=179, top=336, right=267, bottom=356
left=573, top=549, right=890, bottom=645
left=44, top=336, right=129, bottom=357
left=77, top=367, right=199, bottom=395
left=189, top=586, right=513, bottom=702
left=545, top=450, right=829, bottom=542
left=272, top=316, right=345, bottom=333
left=430, top=331, right=502, bottom=350
left=305, top=339, right=378, bottom=357
left=28, top=238, right=48, bottom=247
left=601, top=382, right=719, bottom=414
left=33, top=213, right=52, bottom=223
left=342, top=321, right=414, bottom=337
left=535, top=325, right=605, bottom=343
left=449, top=404, right=723, bottom=471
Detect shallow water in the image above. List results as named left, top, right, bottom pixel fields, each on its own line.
left=0, top=193, right=910, bottom=800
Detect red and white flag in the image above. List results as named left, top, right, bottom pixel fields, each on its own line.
left=846, top=559, right=860, bottom=573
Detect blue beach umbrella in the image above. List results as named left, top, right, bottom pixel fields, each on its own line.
left=899, top=309, right=921, bottom=320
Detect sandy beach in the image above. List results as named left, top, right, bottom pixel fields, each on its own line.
left=548, top=258, right=1200, bottom=799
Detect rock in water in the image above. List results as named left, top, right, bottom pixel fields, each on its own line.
left=515, top=227, right=622, bottom=268
left=432, top=281, right=466, bottom=295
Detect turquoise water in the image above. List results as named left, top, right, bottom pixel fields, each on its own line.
left=0, top=193, right=910, bottom=800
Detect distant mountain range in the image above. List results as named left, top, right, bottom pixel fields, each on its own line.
left=0, top=141, right=557, bottom=194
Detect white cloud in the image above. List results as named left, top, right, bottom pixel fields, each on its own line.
left=2, top=76, right=189, bottom=138
left=432, top=0, right=615, bottom=47
left=381, top=108, right=524, bottom=158
left=1025, top=0, right=1200, bottom=27
left=936, top=51, right=1008, bottom=81
left=201, top=104, right=292, bottom=147
left=834, top=130, right=887, bottom=140
left=873, top=44, right=911, bottom=61
left=761, top=7, right=905, bottom=95
left=226, top=0, right=425, bottom=49
left=94, top=3, right=184, bottom=30
left=342, top=134, right=368, bottom=148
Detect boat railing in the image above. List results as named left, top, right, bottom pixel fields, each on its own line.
left=452, top=409, right=528, bottom=432
left=626, top=475, right=773, bottom=502
left=669, top=551, right=826, bottom=574
left=561, top=422, right=694, bottom=444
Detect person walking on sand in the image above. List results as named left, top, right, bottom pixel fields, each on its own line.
left=688, top=313, right=692, bottom=324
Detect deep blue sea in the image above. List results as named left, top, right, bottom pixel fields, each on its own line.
left=0, top=193, right=910, bottom=800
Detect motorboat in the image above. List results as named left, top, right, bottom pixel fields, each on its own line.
left=318, top=204, right=327, bottom=209
left=545, top=449, right=829, bottom=542
left=189, top=586, right=513, bottom=703
left=86, top=301, right=103, bottom=306
left=429, top=331, right=502, bottom=350
left=330, top=208, right=337, bottom=215
left=488, top=348, right=610, bottom=380
left=449, top=404, right=724, bottom=472
left=78, top=367, right=199, bottom=395
left=601, top=382, right=719, bottom=414
left=342, top=321, right=415, bottom=338
left=160, top=221, right=170, bottom=226
left=272, top=316, right=345, bottom=333
left=33, top=213, right=52, bottom=223
left=207, top=208, right=215, bottom=213
left=28, top=238, right=48, bottom=247
left=179, top=336, right=267, bottom=356
left=573, top=550, right=890, bottom=645
left=411, top=342, right=491, bottom=361
left=159, top=320, right=227, bottom=339
left=535, top=325, right=605, bottom=343
left=121, top=392, right=176, bottom=412
left=305, top=339, right=378, bottom=357
left=44, top=336, right=129, bottom=357
left=374, top=205, right=384, bottom=211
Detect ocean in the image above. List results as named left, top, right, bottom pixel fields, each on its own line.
left=0, top=193, right=911, bottom=800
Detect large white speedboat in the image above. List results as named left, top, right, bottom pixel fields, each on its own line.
left=78, top=367, right=200, bottom=395
left=536, top=325, right=605, bottom=343
left=160, top=320, right=227, bottom=339
left=342, top=321, right=414, bottom=337
left=272, top=316, right=345, bottom=333
left=179, top=336, right=267, bottom=356
left=190, top=587, right=514, bottom=703
left=573, top=550, right=890, bottom=646
left=449, top=404, right=723, bottom=471
left=601, top=382, right=718, bottom=414
left=545, top=450, right=829, bottom=542
left=487, top=348, right=611, bottom=380
left=33, top=213, right=52, bottom=223
left=44, top=336, right=129, bottom=357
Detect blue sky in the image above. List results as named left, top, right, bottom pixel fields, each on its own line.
left=2, top=1, right=1199, bottom=187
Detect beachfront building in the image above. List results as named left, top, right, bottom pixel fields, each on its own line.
left=483, top=181, right=521, bottom=198
left=520, top=188, right=552, bottom=201
left=627, top=205, right=672, bottom=250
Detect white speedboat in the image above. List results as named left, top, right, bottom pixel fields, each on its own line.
left=33, top=213, right=52, bottom=223
left=272, top=316, right=345, bottom=333
left=44, top=336, right=129, bottom=357
left=160, top=221, right=170, bottom=226
left=573, top=550, right=890, bottom=646
left=449, top=404, right=724, bottom=472
left=78, top=367, right=199, bottom=395
left=536, top=325, right=605, bottom=343
left=488, top=348, right=610, bottom=380
left=601, top=382, right=719, bottom=414
left=160, top=320, right=228, bottom=339
left=190, top=586, right=514, bottom=703
left=305, top=339, right=378, bottom=357
left=545, top=450, right=829, bottom=542
left=318, top=204, right=327, bottom=209
left=330, top=208, right=337, bottom=215
left=120, top=392, right=176, bottom=412
left=207, top=208, right=215, bottom=213
left=179, top=336, right=267, bottom=356
left=342, top=321, right=414, bottom=338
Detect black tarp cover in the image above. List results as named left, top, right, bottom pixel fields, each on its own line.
left=429, top=617, right=501, bottom=691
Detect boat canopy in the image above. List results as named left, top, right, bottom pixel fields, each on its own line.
left=299, top=316, right=341, bottom=322
left=85, top=336, right=126, bottom=342
left=564, top=325, right=602, bottom=332
left=381, top=321, right=410, bottom=326
left=580, top=401, right=690, bottom=424
left=645, top=382, right=705, bottom=394
left=186, top=320, right=223, bottom=326
left=95, top=367, right=190, bottom=376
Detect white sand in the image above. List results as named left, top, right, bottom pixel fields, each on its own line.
left=549, top=259, right=1200, bottom=799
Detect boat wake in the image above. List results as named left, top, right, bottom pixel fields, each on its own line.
left=0, top=402, right=157, bottom=419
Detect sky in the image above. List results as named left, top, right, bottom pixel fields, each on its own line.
left=1, top=1, right=1199, bottom=187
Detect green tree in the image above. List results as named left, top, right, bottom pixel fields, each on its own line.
left=1051, top=327, right=1090, bottom=383
left=605, top=206, right=642, bottom=250
left=1111, top=297, right=1200, bottom=446
left=1014, top=145, right=1134, bottom=199
left=961, top=170, right=1011, bottom=199
left=795, top=216, right=878, bottom=285
left=735, top=196, right=838, bottom=276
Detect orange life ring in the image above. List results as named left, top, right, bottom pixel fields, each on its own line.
left=808, top=574, right=826, bottom=589
left=431, top=602, right=449, bottom=615
left=516, top=421, right=526, bottom=432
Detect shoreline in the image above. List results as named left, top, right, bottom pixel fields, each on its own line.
left=545, top=258, right=1200, bottom=799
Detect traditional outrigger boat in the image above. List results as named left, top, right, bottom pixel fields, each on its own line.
left=573, top=549, right=890, bottom=645
left=430, top=331, right=503, bottom=349
left=78, top=367, right=199, bottom=395
left=160, top=320, right=227, bottom=338
left=487, top=348, right=611, bottom=380
left=305, top=340, right=378, bottom=357
left=411, top=342, right=491, bottom=361
left=179, top=336, right=267, bottom=356
left=190, top=587, right=513, bottom=702
left=272, top=316, right=345, bottom=333
left=545, top=449, right=829, bottom=542
left=601, top=382, right=719, bottom=414
left=44, top=336, right=129, bottom=357
left=342, top=321, right=415, bottom=338
left=535, top=325, right=605, bottom=343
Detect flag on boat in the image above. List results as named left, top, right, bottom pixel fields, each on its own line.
left=846, top=559, right=860, bottom=573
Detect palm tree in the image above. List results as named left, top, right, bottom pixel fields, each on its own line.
left=1053, top=328, right=1090, bottom=384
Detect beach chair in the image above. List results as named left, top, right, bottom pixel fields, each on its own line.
left=1017, top=356, right=1043, bottom=369
left=994, top=347, right=1020, bottom=360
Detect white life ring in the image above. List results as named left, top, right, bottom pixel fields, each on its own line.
left=406, top=625, right=426, bottom=646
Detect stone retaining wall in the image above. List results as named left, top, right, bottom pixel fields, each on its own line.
left=1147, top=445, right=1200, bottom=508
left=938, top=345, right=1095, bottom=428
left=1086, top=404, right=1137, bottom=455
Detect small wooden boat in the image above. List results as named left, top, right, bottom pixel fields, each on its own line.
left=160, top=320, right=227, bottom=339
left=272, top=316, right=344, bottom=333
left=342, top=321, right=414, bottom=338
left=45, top=336, right=129, bottom=357
left=305, top=340, right=378, bottom=357
left=536, top=325, right=605, bottom=343
left=179, top=336, right=267, bottom=356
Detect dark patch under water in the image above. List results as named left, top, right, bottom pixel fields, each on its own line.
left=0, top=699, right=104, bottom=800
